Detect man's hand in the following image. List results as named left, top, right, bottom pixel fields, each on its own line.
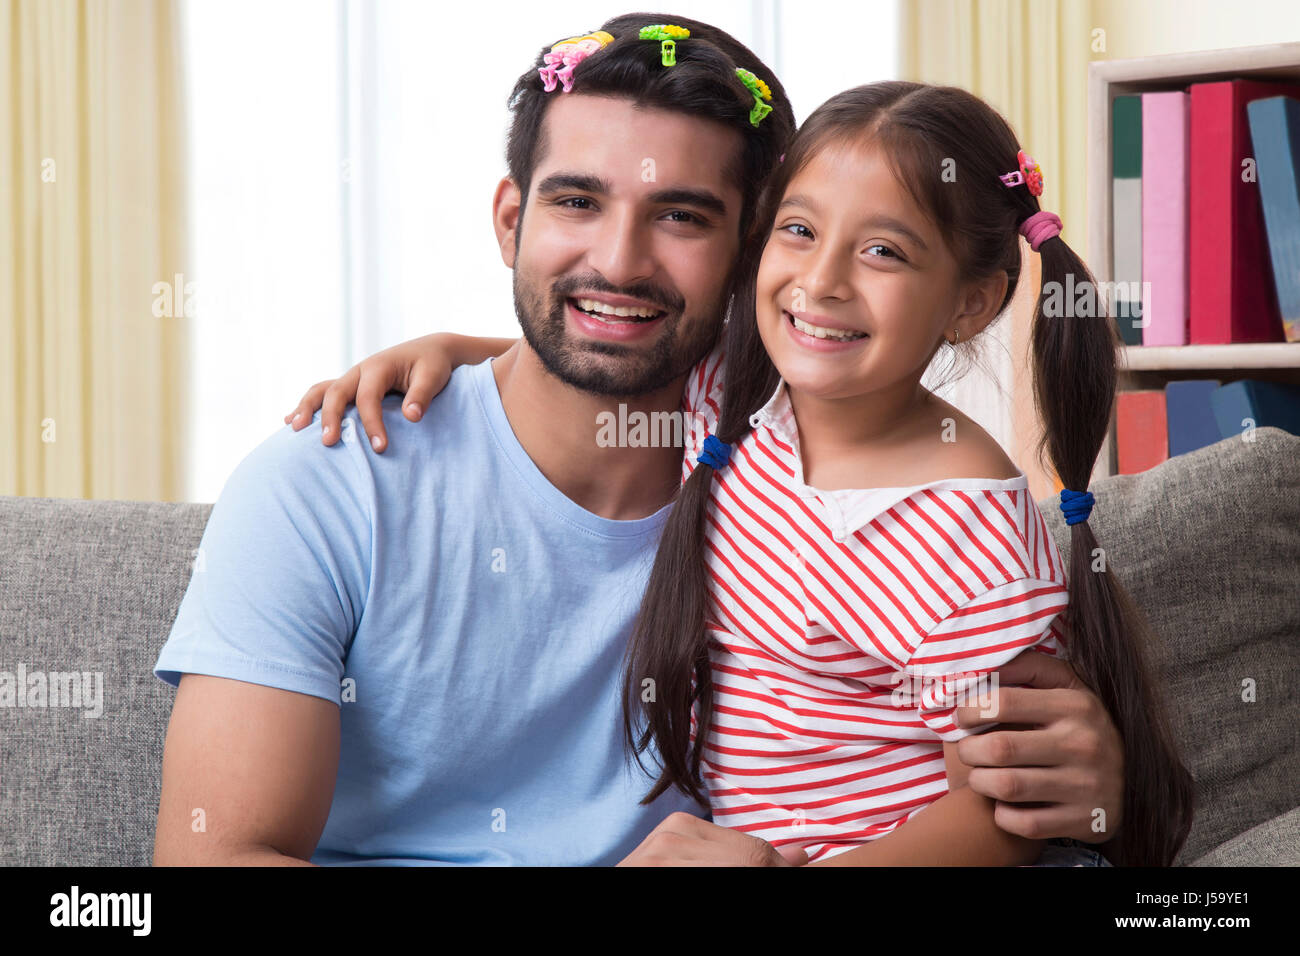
left=617, top=811, right=809, bottom=866
left=953, top=649, right=1124, bottom=847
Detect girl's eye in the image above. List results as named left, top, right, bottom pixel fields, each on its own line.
left=866, top=243, right=903, bottom=261
left=780, top=223, right=813, bottom=239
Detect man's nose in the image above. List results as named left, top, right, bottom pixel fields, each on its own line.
left=588, top=208, right=656, bottom=288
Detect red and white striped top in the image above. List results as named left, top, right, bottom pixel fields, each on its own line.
left=678, top=344, right=1071, bottom=863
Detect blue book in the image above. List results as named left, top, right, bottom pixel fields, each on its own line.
left=1246, top=97, right=1300, bottom=342
left=1165, top=379, right=1222, bottom=455
left=1210, top=379, right=1300, bottom=440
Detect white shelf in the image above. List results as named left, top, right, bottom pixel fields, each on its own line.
left=1121, top=343, right=1300, bottom=371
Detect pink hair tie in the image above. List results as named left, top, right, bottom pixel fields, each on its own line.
left=1019, top=210, right=1062, bottom=251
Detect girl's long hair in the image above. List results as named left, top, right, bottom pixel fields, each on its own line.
left=621, top=81, right=1195, bottom=867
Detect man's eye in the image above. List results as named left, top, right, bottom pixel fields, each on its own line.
left=665, top=210, right=700, bottom=224
left=557, top=197, right=594, bottom=209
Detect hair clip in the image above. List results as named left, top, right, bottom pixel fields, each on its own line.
left=999, top=149, right=1044, bottom=196
left=735, top=68, right=773, bottom=127
left=638, top=24, right=690, bottom=66
left=538, top=31, right=615, bottom=93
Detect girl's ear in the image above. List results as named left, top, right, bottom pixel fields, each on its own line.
left=951, top=270, right=1010, bottom=339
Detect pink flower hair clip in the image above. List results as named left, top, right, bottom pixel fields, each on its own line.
left=538, top=31, right=615, bottom=93
left=999, top=149, right=1044, bottom=196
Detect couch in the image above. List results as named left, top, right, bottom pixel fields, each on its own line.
left=2, top=427, right=1297, bottom=865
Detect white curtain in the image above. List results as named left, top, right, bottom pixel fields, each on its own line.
left=181, top=0, right=901, bottom=502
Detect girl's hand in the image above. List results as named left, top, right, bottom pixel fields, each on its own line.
left=282, top=333, right=515, bottom=452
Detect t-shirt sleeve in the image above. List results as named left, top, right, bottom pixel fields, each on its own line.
left=680, top=337, right=726, bottom=484
left=153, top=414, right=374, bottom=705
left=895, top=577, right=1069, bottom=742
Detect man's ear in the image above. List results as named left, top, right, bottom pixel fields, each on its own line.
left=493, top=176, right=523, bottom=268
left=952, top=270, right=1010, bottom=340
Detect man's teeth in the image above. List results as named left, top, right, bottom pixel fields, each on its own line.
left=574, top=297, right=661, bottom=321
left=790, top=314, right=866, bottom=340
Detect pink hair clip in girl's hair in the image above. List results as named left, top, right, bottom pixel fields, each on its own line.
left=538, top=31, right=615, bottom=93
left=999, top=149, right=1044, bottom=196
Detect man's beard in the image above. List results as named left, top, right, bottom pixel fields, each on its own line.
left=512, top=269, right=725, bottom=398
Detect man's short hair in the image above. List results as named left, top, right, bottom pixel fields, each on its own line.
left=504, top=13, right=796, bottom=250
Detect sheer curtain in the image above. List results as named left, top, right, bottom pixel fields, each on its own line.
left=1, top=0, right=189, bottom=500
left=181, top=0, right=899, bottom=502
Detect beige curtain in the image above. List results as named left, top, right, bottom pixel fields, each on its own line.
left=901, top=0, right=1096, bottom=500
left=0, top=0, right=190, bottom=501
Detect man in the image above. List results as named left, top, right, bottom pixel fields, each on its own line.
left=153, top=13, right=1125, bottom=866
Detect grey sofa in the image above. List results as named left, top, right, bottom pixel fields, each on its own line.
left=2, top=427, right=1297, bottom=866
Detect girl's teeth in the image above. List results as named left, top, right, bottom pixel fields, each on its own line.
left=790, top=313, right=865, bottom=340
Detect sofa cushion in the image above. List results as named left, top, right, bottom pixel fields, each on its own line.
left=0, top=496, right=211, bottom=866
left=1190, top=806, right=1300, bottom=866
left=1036, top=426, right=1300, bottom=866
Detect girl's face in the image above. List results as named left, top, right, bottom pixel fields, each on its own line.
left=755, top=137, right=1000, bottom=405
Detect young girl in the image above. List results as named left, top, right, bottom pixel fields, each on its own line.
left=286, top=81, right=1194, bottom=866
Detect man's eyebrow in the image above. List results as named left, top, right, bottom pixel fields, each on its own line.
left=535, top=172, right=612, bottom=196
left=645, top=187, right=728, bottom=218
left=535, top=172, right=728, bottom=218
left=777, top=194, right=930, bottom=252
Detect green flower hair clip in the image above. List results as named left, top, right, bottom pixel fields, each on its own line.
left=639, top=23, right=690, bottom=66
left=735, top=68, right=773, bottom=127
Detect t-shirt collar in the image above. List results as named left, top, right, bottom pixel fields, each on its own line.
left=744, top=377, right=1028, bottom=543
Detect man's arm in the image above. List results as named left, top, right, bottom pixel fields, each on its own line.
left=153, top=675, right=340, bottom=866
left=954, top=649, right=1126, bottom=850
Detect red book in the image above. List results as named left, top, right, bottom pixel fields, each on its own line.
left=1116, top=391, right=1169, bottom=474
left=1189, top=79, right=1299, bottom=344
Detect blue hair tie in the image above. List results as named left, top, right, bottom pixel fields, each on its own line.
left=1059, top=488, right=1095, bottom=526
left=698, top=433, right=732, bottom=470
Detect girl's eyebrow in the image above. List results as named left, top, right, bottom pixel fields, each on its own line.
left=777, top=193, right=929, bottom=253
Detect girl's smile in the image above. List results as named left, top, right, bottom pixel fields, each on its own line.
left=782, top=307, right=871, bottom=350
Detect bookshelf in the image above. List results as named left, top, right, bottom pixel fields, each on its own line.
left=1087, top=41, right=1300, bottom=479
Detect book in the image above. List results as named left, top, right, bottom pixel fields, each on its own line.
left=1141, top=91, right=1190, bottom=346
left=1116, top=390, right=1169, bottom=473
left=1247, top=96, right=1300, bottom=344
left=1112, top=95, right=1143, bottom=346
left=1165, top=379, right=1223, bottom=456
left=1210, top=379, right=1300, bottom=439
left=1188, top=80, right=1297, bottom=344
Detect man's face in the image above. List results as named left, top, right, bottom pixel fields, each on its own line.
left=498, top=93, right=746, bottom=397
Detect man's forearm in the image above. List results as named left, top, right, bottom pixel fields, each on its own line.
left=806, top=786, right=1046, bottom=867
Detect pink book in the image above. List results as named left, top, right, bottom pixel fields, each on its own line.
left=1141, top=91, right=1190, bottom=346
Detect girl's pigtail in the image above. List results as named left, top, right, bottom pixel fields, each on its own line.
left=1029, top=228, right=1197, bottom=866
left=621, top=245, right=780, bottom=807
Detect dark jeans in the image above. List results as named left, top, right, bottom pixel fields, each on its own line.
left=1025, top=838, right=1113, bottom=867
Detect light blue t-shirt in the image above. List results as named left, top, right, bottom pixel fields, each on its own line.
left=154, top=358, right=705, bottom=865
